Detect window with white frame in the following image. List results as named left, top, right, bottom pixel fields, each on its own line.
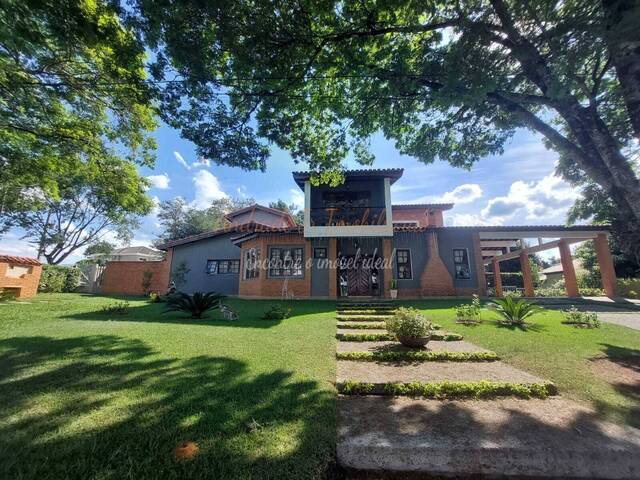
left=268, top=247, right=304, bottom=277
left=243, top=248, right=261, bottom=279
left=453, top=248, right=471, bottom=279
left=396, top=249, right=412, bottom=279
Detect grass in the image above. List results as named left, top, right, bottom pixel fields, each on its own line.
left=395, top=299, right=640, bottom=428
left=0, top=294, right=336, bottom=480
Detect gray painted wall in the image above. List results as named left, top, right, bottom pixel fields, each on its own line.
left=392, top=232, right=429, bottom=290
left=391, top=229, right=479, bottom=290
left=310, top=238, right=330, bottom=297
left=437, top=229, right=479, bottom=288
left=170, top=233, right=241, bottom=294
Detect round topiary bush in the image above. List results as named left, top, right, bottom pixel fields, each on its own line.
left=385, top=307, right=433, bottom=348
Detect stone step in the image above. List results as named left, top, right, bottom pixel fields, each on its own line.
left=336, top=309, right=395, bottom=315
left=337, top=331, right=463, bottom=342
left=337, top=359, right=545, bottom=384
left=336, top=315, right=393, bottom=322
left=337, top=302, right=396, bottom=308
left=337, top=322, right=387, bottom=330
left=338, top=396, right=640, bottom=478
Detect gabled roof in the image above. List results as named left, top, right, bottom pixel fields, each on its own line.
left=224, top=203, right=297, bottom=227
left=0, top=255, right=41, bottom=266
left=392, top=203, right=454, bottom=211
left=292, top=168, right=404, bottom=189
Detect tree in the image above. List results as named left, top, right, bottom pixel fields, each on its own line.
left=126, top=0, right=640, bottom=230
left=154, top=196, right=255, bottom=245
left=84, top=241, right=115, bottom=257
left=0, top=0, right=156, bottom=233
left=269, top=199, right=304, bottom=225
left=14, top=157, right=152, bottom=264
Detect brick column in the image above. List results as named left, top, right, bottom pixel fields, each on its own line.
left=382, top=237, right=393, bottom=298
left=558, top=240, right=579, bottom=297
left=328, top=238, right=337, bottom=299
left=594, top=234, right=617, bottom=297
left=520, top=251, right=535, bottom=297
left=492, top=259, right=503, bottom=297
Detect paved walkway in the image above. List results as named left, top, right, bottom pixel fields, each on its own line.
left=335, top=301, right=640, bottom=478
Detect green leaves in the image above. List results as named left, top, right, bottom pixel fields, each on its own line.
left=490, top=296, right=542, bottom=325
left=164, top=291, right=225, bottom=319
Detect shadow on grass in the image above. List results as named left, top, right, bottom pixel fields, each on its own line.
left=589, top=343, right=640, bottom=428
left=492, top=320, right=547, bottom=332
left=61, top=297, right=337, bottom=329
left=0, top=335, right=335, bottom=479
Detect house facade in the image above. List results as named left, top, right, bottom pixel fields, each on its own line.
left=158, top=169, right=617, bottom=298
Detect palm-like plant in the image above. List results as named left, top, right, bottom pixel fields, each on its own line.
left=164, top=291, right=224, bottom=319
left=490, top=296, right=542, bottom=325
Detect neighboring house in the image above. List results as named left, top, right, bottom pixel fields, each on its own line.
left=87, top=246, right=165, bottom=262
left=0, top=255, right=42, bottom=298
left=540, top=259, right=586, bottom=287
left=154, top=168, right=617, bottom=298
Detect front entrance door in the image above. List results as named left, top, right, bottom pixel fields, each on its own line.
left=340, top=255, right=379, bottom=297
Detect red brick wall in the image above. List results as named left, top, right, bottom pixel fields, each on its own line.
left=420, top=232, right=455, bottom=296
left=100, top=249, right=172, bottom=295
left=238, top=233, right=312, bottom=298
left=391, top=207, right=445, bottom=227
left=0, top=262, right=42, bottom=298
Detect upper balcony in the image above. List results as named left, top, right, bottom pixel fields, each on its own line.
left=292, top=169, right=403, bottom=237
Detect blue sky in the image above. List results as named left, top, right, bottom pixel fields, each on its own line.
left=2, top=122, right=581, bottom=263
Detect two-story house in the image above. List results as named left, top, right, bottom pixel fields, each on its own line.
left=158, top=168, right=616, bottom=298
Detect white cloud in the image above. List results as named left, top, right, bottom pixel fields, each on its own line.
left=192, top=170, right=228, bottom=208
left=236, top=185, right=249, bottom=198
left=146, top=173, right=170, bottom=190
left=441, top=184, right=483, bottom=204
left=447, top=213, right=498, bottom=227
left=192, top=157, right=211, bottom=168
left=174, top=151, right=191, bottom=170
left=480, top=174, right=580, bottom=223
left=289, top=188, right=305, bottom=210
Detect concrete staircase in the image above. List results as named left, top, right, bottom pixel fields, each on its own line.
left=334, top=301, right=640, bottom=478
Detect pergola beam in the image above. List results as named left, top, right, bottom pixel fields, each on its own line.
left=480, top=240, right=519, bottom=248
left=483, top=238, right=586, bottom=265
left=478, top=230, right=607, bottom=240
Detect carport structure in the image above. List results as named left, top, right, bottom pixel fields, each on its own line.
left=475, top=225, right=615, bottom=298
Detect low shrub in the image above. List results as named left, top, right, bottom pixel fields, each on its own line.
left=336, top=332, right=463, bottom=342
left=382, top=380, right=557, bottom=399
left=561, top=307, right=600, bottom=328
left=339, top=381, right=375, bottom=395
left=261, top=303, right=292, bottom=320
left=617, top=278, right=640, bottom=299
left=100, top=301, right=130, bottom=315
left=385, top=307, right=432, bottom=338
left=164, top=291, right=224, bottom=319
left=148, top=292, right=163, bottom=303
left=455, top=295, right=482, bottom=324
left=338, top=322, right=443, bottom=330
left=38, top=265, right=81, bottom=293
left=0, top=289, right=17, bottom=302
left=490, top=296, right=542, bottom=325
left=535, top=287, right=606, bottom=297
left=336, top=351, right=500, bottom=362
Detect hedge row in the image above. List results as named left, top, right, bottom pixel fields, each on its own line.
left=38, top=265, right=81, bottom=293
left=336, top=351, right=499, bottom=362
left=338, top=380, right=558, bottom=399
left=336, top=332, right=463, bottom=342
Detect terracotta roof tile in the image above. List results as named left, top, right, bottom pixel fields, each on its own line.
left=0, top=255, right=42, bottom=266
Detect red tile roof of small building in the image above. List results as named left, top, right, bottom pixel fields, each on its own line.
left=0, top=255, right=42, bottom=266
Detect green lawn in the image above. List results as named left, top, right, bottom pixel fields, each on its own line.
left=1, top=295, right=638, bottom=479
left=0, top=294, right=336, bottom=480
left=397, top=299, right=640, bottom=428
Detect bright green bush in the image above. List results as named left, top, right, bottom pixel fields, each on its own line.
left=455, top=295, right=482, bottom=323
left=490, top=296, right=542, bottom=325
left=38, top=265, right=81, bottom=293
left=562, top=307, right=600, bottom=328
left=261, top=303, right=292, bottom=320
left=385, top=307, right=432, bottom=338
left=336, top=332, right=463, bottom=342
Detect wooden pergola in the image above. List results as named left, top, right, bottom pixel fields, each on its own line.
left=477, top=226, right=616, bottom=298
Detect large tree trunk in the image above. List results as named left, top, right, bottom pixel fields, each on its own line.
left=602, top=0, right=640, bottom=139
